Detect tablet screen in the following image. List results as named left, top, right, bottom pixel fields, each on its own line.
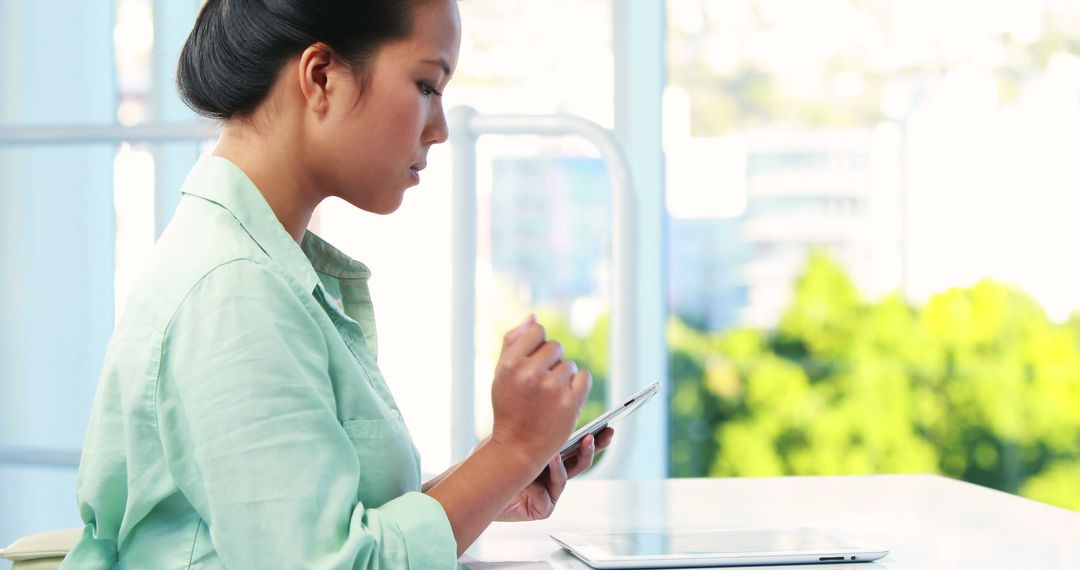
left=576, top=528, right=860, bottom=557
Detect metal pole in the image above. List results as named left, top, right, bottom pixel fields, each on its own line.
left=448, top=106, right=480, bottom=463
left=611, top=0, right=668, bottom=481
left=448, top=108, right=641, bottom=478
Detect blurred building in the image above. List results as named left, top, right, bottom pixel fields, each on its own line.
left=486, top=128, right=903, bottom=332
left=735, top=129, right=902, bottom=327
left=488, top=156, right=612, bottom=306
left=667, top=216, right=747, bottom=331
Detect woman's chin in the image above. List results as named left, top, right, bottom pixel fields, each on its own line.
left=341, top=188, right=407, bottom=216
left=370, top=194, right=407, bottom=216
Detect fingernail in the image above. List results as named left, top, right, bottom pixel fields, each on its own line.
left=517, top=313, right=535, bottom=330
left=506, top=314, right=534, bottom=343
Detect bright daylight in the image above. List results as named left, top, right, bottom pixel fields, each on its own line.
left=1, top=1, right=1079, bottom=569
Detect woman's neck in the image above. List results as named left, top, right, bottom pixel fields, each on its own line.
left=213, top=122, right=323, bottom=245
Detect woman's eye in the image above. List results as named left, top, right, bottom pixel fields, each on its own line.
left=418, top=82, right=442, bottom=97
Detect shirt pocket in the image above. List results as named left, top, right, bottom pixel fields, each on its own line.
left=342, top=413, right=421, bottom=508
left=343, top=416, right=400, bottom=439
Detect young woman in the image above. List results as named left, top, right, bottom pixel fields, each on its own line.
left=62, top=1, right=612, bottom=567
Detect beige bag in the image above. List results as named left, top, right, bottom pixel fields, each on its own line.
left=0, top=528, right=80, bottom=570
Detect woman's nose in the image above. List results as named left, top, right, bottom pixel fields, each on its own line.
left=424, top=104, right=449, bottom=145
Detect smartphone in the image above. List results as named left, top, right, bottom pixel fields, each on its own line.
left=560, top=381, right=662, bottom=460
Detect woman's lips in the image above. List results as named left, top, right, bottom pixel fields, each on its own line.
left=409, top=162, right=426, bottom=183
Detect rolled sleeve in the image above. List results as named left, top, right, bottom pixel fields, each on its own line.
left=157, top=259, right=456, bottom=569
left=370, top=492, right=457, bottom=566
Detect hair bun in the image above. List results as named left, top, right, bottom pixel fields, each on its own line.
left=176, top=0, right=412, bottom=120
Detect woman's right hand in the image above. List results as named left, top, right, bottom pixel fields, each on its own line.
left=488, top=314, right=592, bottom=472
left=426, top=314, right=592, bottom=554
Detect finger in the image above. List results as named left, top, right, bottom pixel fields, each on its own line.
left=530, top=340, right=564, bottom=371
left=594, top=427, right=615, bottom=451
left=502, top=321, right=546, bottom=361
left=549, top=358, right=578, bottom=381
left=502, top=313, right=536, bottom=345
left=568, top=370, right=592, bottom=407
left=546, top=454, right=569, bottom=504
left=566, top=434, right=596, bottom=479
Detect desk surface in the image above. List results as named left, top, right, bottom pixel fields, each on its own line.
left=460, top=474, right=1080, bottom=569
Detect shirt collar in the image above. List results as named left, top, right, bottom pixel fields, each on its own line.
left=301, top=232, right=372, bottom=282
left=180, top=156, right=330, bottom=293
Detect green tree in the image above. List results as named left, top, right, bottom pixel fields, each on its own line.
left=661, top=251, right=1080, bottom=511
left=554, top=252, right=1080, bottom=510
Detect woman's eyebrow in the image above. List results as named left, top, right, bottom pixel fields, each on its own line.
left=422, top=57, right=452, bottom=77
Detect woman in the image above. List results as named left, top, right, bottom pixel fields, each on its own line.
left=62, top=0, right=612, bottom=567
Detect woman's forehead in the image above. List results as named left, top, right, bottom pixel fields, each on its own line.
left=399, top=0, right=461, bottom=68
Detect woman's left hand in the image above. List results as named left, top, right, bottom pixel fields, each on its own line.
left=495, top=427, right=615, bottom=522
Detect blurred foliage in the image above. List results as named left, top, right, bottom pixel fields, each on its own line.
left=667, top=1, right=1080, bottom=135
left=558, top=251, right=1080, bottom=511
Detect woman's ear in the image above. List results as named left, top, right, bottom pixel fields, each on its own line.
left=297, top=43, right=335, bottom=114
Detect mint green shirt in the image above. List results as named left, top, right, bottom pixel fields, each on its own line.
left=62, top=157, right=457, bottom=569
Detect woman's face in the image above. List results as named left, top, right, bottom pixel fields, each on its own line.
left=312, top=0, right=461, bottom=214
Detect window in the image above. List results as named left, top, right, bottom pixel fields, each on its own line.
left=0, top=0, right=208, bottom=552
left=665, top=0, right=1080, bottom=511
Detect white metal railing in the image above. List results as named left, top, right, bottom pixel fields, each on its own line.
left=447, top=107, right=640, bottom=479
left=1, top=113, right=645, bottom=479
left=0, top=446, right=82, bottom=469
left=0, top=123, right=218, bottom=146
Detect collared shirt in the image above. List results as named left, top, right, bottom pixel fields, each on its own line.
left=61, top=156, right=457, bottom=569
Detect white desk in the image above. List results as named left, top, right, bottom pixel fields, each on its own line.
left=460, top=475, right=1080, bottom=569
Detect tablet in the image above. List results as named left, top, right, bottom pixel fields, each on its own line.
left=560, top=381, right=661, bottom=460
left=550, top=528, right=889, bottom=568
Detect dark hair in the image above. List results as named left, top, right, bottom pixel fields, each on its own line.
left=177, top=0, right=415, bottom=120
